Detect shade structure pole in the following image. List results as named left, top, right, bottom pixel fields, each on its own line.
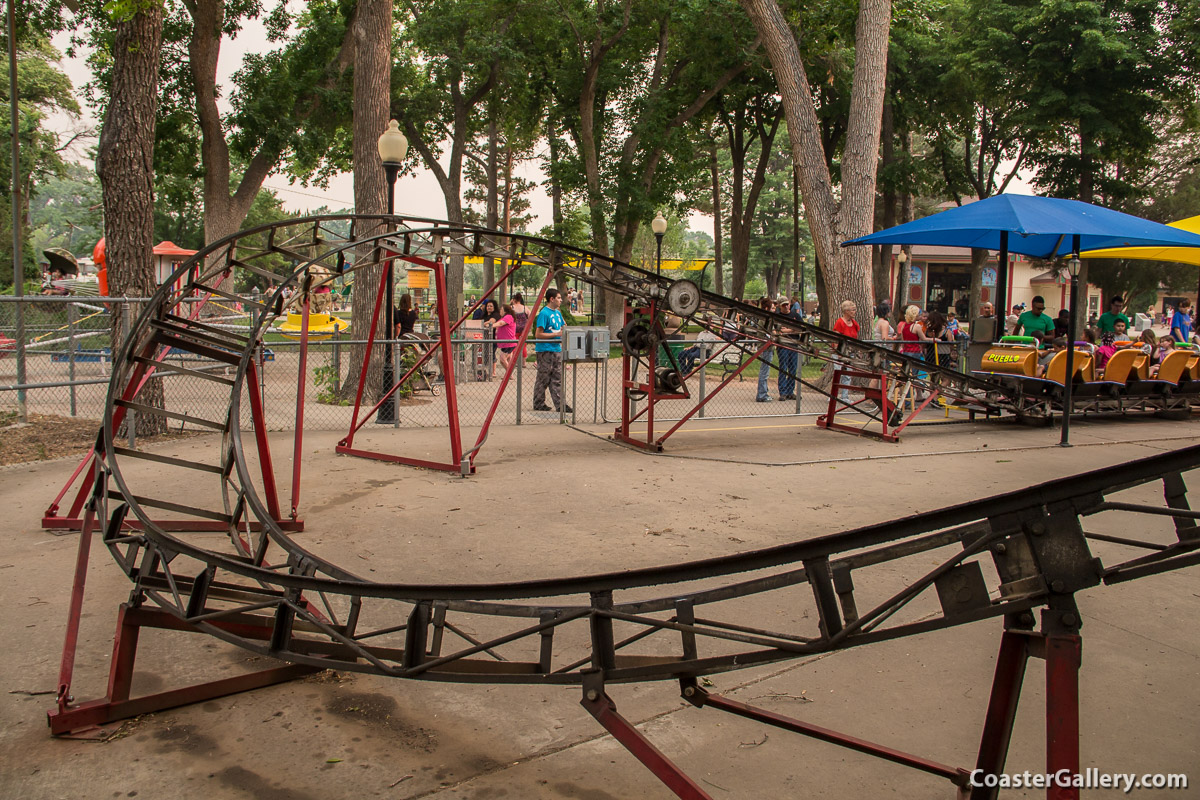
left=994, top=231, right=1009, bottom=342
left=1060, top=234, right=1081, bottom=447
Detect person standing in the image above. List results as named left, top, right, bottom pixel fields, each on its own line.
left=1096, top=296, right=1130, bottom=334
left=533, top=288, right=571, bottom=413
left=776, top=299, right=801, bottom=400
left=755, top=297, right=776, bottom=402
left=1171, top=299, right=1193, bottom=343
left=832, top=300, right=860, bottom=403
left=510, top=293, right=530, bottom=360
left=1012, top=296, right=1055, bottom=339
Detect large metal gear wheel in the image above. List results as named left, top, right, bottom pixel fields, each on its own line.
left=665, top=279, right=701, bottom=317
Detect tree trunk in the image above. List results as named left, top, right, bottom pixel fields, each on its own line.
left=97, top=3, right=166, bottom=436
left=483, top=120, right=499, bottom=298
left=342, top=0, right=390, bottom=402
left=741, top=0, right=891, bottom=338
left=875, top=80, right=896, bottom=310
left=499, top=142, right=512, bottom=300
left=711, top=136, right=723, bottom=296
left=968, top=247, right=988, bottom=320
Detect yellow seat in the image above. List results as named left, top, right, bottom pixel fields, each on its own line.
left=1154, top=349, right=1192, bottom=385
left=1100, top=348, right=1148, bottom=384
left=1043, top=349, right=1093, bottom=385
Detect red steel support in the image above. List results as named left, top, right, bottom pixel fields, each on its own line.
left=613, top=302, right=691, bottom=452
left=1044, top=634, right=1082, bottom=800
left=682, top=682, right=970, bottom=787
left=290, top=298, right=310, bottom=517
left=653, top=340, right=773, bottom=446
left=246, top=357, right=282, bottom=522
left=49, top=604, right=318, bottom=736
left=55, top=502, right=98, bottom=715
left=970, top=629, right=1030, bottom=800
left=432, top=258, right=463, bottom=471
left=467, top=268, right=556, bottom=470
left=581, top=689, right=713, bottom=800
left=817, top=367, right=924, bottom=442
left=343, top=264, right=391, bottom=451
left=970, top=627, right=1082, bottom=800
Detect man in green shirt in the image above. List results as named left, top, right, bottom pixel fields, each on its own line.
left=1097, top=296, right=1131, bottom=334
left=1013, top=296, right=1056, bottom=339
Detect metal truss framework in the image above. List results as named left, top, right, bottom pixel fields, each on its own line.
left=42, top=215, right=1200, bottom=799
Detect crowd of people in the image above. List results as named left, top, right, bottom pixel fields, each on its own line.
left=393, top=285, right=1200, bottom=414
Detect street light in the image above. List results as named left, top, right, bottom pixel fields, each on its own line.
left=1060, top=255, right=1082, bottom=447
left=799, top=254, right=807, bottom=314
left=377, top=119, right=408, bottom=424
left=651, top=211, right=667, bottom=276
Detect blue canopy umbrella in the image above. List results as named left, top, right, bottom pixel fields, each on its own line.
left=841, top=194, right=1200, bottom=258
left=841, top=194, right=1200, bottom=447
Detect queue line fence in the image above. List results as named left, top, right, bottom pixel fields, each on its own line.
left=1, top=296, right=970, bottom=437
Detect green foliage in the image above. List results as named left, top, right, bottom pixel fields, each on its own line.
left=0, top=34, right=82, bottom=288
left=313, top=364, right=348, bottom=405
left=29, top=162, right=104, bottom=259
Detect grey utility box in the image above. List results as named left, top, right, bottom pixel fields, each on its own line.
left=587, top=327, right=610, bottom=358
left=565, top=327, right=610, bottom=362
left=565, top=328, right=590, bottom=361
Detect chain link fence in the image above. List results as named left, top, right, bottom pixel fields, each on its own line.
left=1, top=296, right=970, bottom=434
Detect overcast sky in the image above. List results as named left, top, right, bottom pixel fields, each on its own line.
left=47, top=17, right=1029, bottom=244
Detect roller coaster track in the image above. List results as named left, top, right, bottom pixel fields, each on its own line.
left=46, top=215, right=1200, bottom=799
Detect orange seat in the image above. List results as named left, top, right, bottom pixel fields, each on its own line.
left=1100, top=348, right=1148, bottom=385
left=1154, top=349, right=1192, bottom=385
left=1043, top=349, right=1094, bottom=384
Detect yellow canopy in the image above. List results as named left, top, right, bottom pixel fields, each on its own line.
left=1081, top=214, right=1200, bottom=266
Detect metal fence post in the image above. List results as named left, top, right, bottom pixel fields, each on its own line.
left=67, top=301, right=77, bottom=417
left=332, top=329, right=341, bottom=395
left=392, top=335, right=400, bottom=428
left=698, top=343, right=706, bottom=419
left=516, top=348, right=523, bottom=425
left=795, top=349, right=804, bottom=414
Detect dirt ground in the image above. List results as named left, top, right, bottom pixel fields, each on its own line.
left=0, top=413, right=200, bottom=466
left=2, top=415, right=1199, bottom=799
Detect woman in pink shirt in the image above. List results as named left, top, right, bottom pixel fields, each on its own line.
left=491, top=303, right=518, bottom=375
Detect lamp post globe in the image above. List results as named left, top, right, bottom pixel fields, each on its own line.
left=376, top=119, right=408, bottom=425
left=651, top=212, right=667, bottom=276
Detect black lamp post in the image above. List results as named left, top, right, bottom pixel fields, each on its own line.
left=651, top=211, right=667, bottom=276
left=799, top=254, right=807, bottom=314
left=1060, top=253, right=1082, bottom=447
left=377, top=119, right=408, bottom=424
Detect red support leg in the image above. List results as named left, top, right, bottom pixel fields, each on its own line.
left=48, top=604, right=320, bottom=736
left=581, top=688, right=713, bottom=800
left=290, top=298, right=311, bottom=517
left=1044, top=634, right=1082, bottom=800
left=970, top=629, right=1030, bottom=800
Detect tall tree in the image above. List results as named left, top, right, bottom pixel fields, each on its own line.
left=0, top=34, right=82, bottom=285
left=715, top=89, right=781, bottom=300
left=391, top=0, right=522, bottom=317
left=739, top=0, right=892, bottom=336
left=343, top=0, right=391, bottom=402
left=96, top=0, right=166, bottom=434
left=544, top=0, right=757, bottom=328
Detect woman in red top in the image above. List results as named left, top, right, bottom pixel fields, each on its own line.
left=833, top=300, right=860, bottom=338
left=896, top=305, right=926, bottom=357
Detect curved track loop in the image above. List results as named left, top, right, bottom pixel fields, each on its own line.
left=95, top=215, right=1196, bottom=687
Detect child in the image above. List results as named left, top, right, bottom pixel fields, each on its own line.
left=1151, top=336, right=1175, bottom=377
left=1036, top=337, right=1066, bottom=378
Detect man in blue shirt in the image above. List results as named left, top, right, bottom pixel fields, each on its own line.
left=1171, top=299, right=1193, bottom=344
left=533, top=288, right=571, bottom=412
